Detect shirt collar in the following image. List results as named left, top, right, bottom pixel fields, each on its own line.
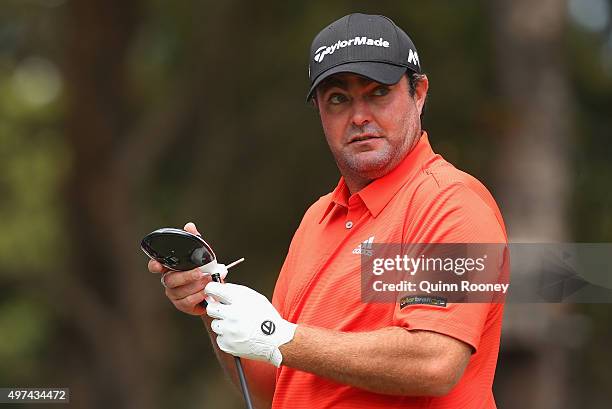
left=319, top=131, right=436, bottom=223
left=318, top=178, right=350, bottom=223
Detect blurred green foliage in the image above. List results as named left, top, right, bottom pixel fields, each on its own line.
left=0, top=0, right=611, bottom=408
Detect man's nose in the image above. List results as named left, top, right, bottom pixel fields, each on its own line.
left=350, top=98, right=373, bottom=127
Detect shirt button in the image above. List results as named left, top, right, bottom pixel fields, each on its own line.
left=345, top=221, right=353, bottom=229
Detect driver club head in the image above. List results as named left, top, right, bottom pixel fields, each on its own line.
left=140, top=228, right=216, bottom=271
left=141, top=228, right=253, bottom=407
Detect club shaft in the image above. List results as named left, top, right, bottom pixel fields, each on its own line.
left=234, top=356, right=254, bottom=409
left=211, top=273, right=254, bottom=409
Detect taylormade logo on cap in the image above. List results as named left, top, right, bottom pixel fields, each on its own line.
left=306, top=13, right=423, bottom=100
left=314, top=36, right=390, bottom=63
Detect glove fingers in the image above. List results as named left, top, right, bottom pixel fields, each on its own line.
left=216, top=335, right=231, bottom=354
left=205, top=282, right=237, bottom=304
left=210, top=319, right=227, bottom=336
left=206, top=301, right=230, bottom=320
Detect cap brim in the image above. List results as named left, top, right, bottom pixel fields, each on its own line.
left=306, top=62, right=408, bottom=101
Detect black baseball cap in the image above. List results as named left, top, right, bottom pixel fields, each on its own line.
left=307, top=13, right=421, bottom=101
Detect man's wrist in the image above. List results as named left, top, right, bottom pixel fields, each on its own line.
left=268, top=321, right=296, bottom=367
left=277, top=324, right=303, bottom=367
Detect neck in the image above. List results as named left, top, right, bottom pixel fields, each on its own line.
left=344, top=175, right=372, bottom=195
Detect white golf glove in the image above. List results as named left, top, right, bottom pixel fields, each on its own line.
left=205, top=282, right=297, bottom=367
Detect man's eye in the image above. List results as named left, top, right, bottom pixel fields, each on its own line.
left=328, top=94, right=347, bottom=104
left=372, top=86, right=390, bottom=96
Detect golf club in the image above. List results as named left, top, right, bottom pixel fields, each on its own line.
left=140, top=228, right=254, bottom=409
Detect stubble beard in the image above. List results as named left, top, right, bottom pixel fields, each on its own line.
left=338, top=142, right=396, bottom=179
left=334, top=130, right=417, bottom=181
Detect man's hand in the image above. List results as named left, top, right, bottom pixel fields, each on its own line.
left=147, top=222, right=226, bottom=315
left=205, top=282, right=297, bottom=367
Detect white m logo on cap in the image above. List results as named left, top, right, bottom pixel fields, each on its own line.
left=407, top=49, right=420, bottom=67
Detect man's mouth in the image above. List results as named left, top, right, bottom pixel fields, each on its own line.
left=348, top=134, right=383, bottom=144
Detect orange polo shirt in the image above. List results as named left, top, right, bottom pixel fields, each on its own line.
left=268, top=131, right=507, bottom=409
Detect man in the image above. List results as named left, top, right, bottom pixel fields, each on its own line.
left=149, top=13, right=507, bottom=409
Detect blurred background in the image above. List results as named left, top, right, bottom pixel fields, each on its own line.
left=1, top=0, right=611, bottom=408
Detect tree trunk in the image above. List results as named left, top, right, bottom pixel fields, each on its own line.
left=60, top=0, right=166, bottom=407
left=489, top=1, right=574, bottom=408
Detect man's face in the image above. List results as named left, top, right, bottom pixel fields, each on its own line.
left=315, top=73, right=428, bottom=187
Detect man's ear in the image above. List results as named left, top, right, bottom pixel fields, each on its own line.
left=415, top=75, right=429, bottom=116
left=311, top=95, right=320, bottom=113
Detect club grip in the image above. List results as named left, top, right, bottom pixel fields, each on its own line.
left=199, top=273, right=222, bottom=308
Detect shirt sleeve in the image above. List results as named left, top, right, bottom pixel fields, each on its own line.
left=393, top=181, right=508, bottom=351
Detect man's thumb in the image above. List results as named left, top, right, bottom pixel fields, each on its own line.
left=184, top=221, right=200, bottom=236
